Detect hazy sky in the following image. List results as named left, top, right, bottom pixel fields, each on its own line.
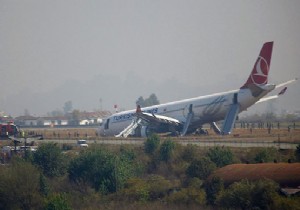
left=0, top=0, right=299, bottom=116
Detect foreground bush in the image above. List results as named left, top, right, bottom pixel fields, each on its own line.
left=121, top=175, right=173, bottom=202
left=33, top=142, right=67, bottom=177
left=68, top=147, right=138, bottom=194
left=217, top=179, right=279, bottom=209
left=0, top=159, right=43, bottom=209
left=186, top=157, right=216, bottom=180
left=207, top=146, right=234, bottom=167
left=167, top=178, right=206, bottom=205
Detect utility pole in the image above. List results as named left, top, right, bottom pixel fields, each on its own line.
left=99, top=98, right=103, bottom=111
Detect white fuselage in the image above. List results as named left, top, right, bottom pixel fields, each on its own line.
left=99, top=84, right=275, bottom=136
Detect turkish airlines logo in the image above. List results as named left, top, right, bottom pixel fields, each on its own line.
left=251, top=56, right=269, bottom=85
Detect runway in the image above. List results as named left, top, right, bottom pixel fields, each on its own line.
left=40, top=136, right=299, bottom=150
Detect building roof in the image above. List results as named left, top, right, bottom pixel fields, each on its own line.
left=15, top=116, right=39, bottom=121
left=78, top=111, right=111, bottom=119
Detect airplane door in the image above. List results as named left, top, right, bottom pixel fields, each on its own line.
left=233, top=93, right=238, bottom=104
left=104, top=119, right=110, bottom=130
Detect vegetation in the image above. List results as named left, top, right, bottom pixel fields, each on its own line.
left=254, top=148, right=277, bottom=163
left=159, top=139, right=175, bottom=162
left=1, top=134, right=300, bottom=209
left=207, top=146, right=234, bottom=167
left=295, top=144, right=300, bottom=162
left=33, top=142, right=67, bottom=177
left=136, top=93, right=160, bottom=107
left=186, top=157, right=216, bottom=180
left=144, top=133, right=160, bottom=155
left=216, top=179, right=280, bottom=210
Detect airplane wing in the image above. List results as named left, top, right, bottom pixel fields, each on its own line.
left=137, top=112, right=181, bottom=126
left=115, top=105, right=181, bottom=138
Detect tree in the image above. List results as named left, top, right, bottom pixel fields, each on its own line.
left=205, top=176, right=224, bottom=205
left=181, top=144, right=198, bottom=162
left=45, top=193, right=72, bottom=210
left=136, top=93, right=160, bottom=107
left=145, top=93, right=160, bottom=106
left=254, top=148, right=277, bottom=163
left=207, top=146, right=234, bottom=167
left=217, top=179, right=254, bottom=209
left=24, top=108, right=30, bottom=116
left=186, top=157, right=216, bottom=180
left=167, top=181, right=206, bottom=205
left=136, top=96, right=145, bottom=106
left=68, top=148, right=137, bottom=194
left=68, top=149, right=114, bottom=193
left=159, top=139, right=175, bottom=162
left=68, top=109, right=80, bottom=125
left=0, top=159, right=43, bottom=209
left=33, top=143, right=67, bottom=177
left=122, top=175, right=173, bottom=202
left=48, top=109, right=64, bottom=117
left=216, top=179, right=279, bottom=210
left=144, top=133, right=160, bottom=155
left=39, top=173, right=50, bottom=197
left=63, top=100, right=73, bottom=114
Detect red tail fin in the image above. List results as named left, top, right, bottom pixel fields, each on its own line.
left=241, top=42, right=274, bottom=89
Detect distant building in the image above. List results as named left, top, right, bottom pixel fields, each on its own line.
left=14, top=111, right=111, bottom=127
left=37, top=116, right=68, bottom=126
left=78, top=111, right=111, bottom=125
left=15, top=116, right=39, bottom=126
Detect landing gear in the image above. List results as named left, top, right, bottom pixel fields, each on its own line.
left=194, top=128, right=209, bottom=135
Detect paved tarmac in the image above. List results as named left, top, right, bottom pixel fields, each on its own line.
left=40, top=136, right=299, bottom=150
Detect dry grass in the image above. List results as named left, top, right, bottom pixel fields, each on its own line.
left=210, top=163, right=300, bottom=187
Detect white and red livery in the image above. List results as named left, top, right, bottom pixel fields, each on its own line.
left=99, top=42, right=297, bottom=137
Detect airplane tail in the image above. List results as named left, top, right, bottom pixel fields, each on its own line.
left=241, top=42, right=274, bottom=89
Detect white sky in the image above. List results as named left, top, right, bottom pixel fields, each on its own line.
left=0, top=0, right=299, bottom=116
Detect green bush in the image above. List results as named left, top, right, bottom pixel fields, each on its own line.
left=181, top=144, right=201, bottom=162
left=68, top=148, right=137, bottom=194
left=186, top=157, right=216, bottom=180
left=205, top=176, right=224, bottom=205
left=159, top=139, right=175, bottom=162
left=0, top=159, right=43, bottom=209
left=45, top=193, right=72, bottom=210
left=207, top=146, right=234, bottom=167
left=167, top=179, right=206, bottom=205
left=122, top=178, right=150, bottom=202
left=62, top=143, right=73, bottom=151
left=144, top=133, right=160, bottom=155
left=254, top=148, right=277, bottom=163
left=122, top=175, right=173, bottom=202
left=33, top=143, right=67, bottom=177
left=217, top=179, right=279, bottom=209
